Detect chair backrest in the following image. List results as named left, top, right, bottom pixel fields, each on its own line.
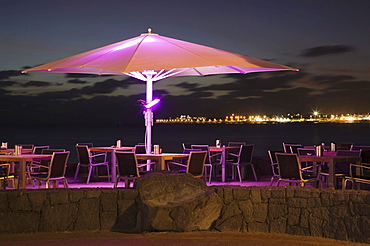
left=275, top=153, right=302, bottom=180
left=186, top=151, right=207, bottom=177
left=361, top=149, right=370, bottom=163
left=336, top=150, right=361, bottom=174
left=115, top=151, right=139, bottom=177
left=76, top=145, right=91, bottom=165
left=350, top=145, right=370, bottom=151
left=268, top=150, right=282, bottom=176
left=48, top=151, right=70, bottom=178
left=135, top=145, right=146, bottom=154
left=17, top=144, right=34, bottom=149
left=337, top=150, right=361, bottom=156
left=339, top=142, right=353, bottom=150
left=238, top=144, right=254, bottom=163
left=191, top=145, right=210, bottom=164
left=182, top=143, right=192, bottom=149
left=297, top=148, right=316, bottom=156
left=228, top=142, right=246, bottom=147
left=178, top=148, right=203, bottom=165
left=76, top=143, right=94, bottom=147
left=33, top=146, right=50, bottom=154
left=282, top=143, right=302, bottom=153
left=290, top=145, right=303, bottom=154
left=40, top=149, right=66, bottom=166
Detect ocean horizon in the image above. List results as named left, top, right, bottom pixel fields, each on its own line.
left=1, top=122, right=370, bottom=162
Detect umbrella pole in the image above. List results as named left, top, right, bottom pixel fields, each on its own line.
left=144, top=71, right=155, bottom=155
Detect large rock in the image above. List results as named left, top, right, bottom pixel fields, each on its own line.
left=134, top=172, right=223, bottom=232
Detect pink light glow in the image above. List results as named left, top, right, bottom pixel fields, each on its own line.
left=145, top=98, right=160, bottom=109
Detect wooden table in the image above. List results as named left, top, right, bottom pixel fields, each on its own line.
left=136, top=153, right=189, bottom=171
left=298, top=155, right=361, bottom=189
left=0, top=154, right=52, bottom=189
left=208, top=146, right=240, bottom=182
left=89, top=147, right=135, bottom=183
left=0, top=148, right=33, bottom=154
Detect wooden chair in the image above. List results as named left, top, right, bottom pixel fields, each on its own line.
left=226, top=144, right=256, bottom=182
left=167, top=151, right=207, bottom=180
left=275, top=153, right=321, bottom=187
left=30, top=151, right=70, bottom=188
left=114, top=151, right=153, bottom=188
left=74, top=145, right=110, bottom=184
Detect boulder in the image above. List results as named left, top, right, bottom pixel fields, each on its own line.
left=134, top=172, right=223, bottom=232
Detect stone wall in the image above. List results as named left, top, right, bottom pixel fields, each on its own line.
left=0, top=173, right=369, bottom=244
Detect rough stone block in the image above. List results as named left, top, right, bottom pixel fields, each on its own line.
left=7, top=192, right=32, bottom=211
left=287, top=207, right=300, bottom=226
left=27, top=191, right=47, bottom=211
left=260, top=188, right=271, bottom=201
left=269, top=217, right=287, bottom=233
left=309, top=216, right=324, bottom=237
left=69, top=189, right=85, bottom=202
left=232, top=187, right=250, bottom=201
left=100, top=211, right=118, bottom=231
left=0, top=211, right=40, bottom=233
left=268, top=203, right=287, bottom=219
left=288, top=197, right=307, bottom=208
left=252, top=203, right=267, bottom=222
left=248, top=221, right=268, bottom=233
left=238, top=199, right=253, bottom=222
left=74, top=197, right=100, bottom=231
left=0, top=192, right=8, bottom=211
left=250, top=189, right=261, bottom=204
left=101, top=192, right=117, bottom=212
left=40, top=203, right=78, bottom=232
left=49, top=190, right=69, bottom=205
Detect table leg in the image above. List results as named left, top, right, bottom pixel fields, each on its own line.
left=159, top=157, right=165, bottom=170
left=19, top=159, right=26, bottom=189
left=328, top=159, right=335, bottom=189
left=222, top=149, right=226, bottom=182
left=111, top=151, right=116, bottom=183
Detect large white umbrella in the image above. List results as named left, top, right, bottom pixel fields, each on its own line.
left=23, top=29, right=298, bottom=155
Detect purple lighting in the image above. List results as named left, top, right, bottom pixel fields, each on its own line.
left=145, top=98, right=160, bottom=109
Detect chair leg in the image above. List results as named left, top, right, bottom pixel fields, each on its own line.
left=208, top=165, right=213, bottom=184
left=114, top=176, right=119, bottom=188
left=251, top=164, right=258, bottom=181
left=124, top=179, right=130, bottom=187
left=237, top=165, right=242, bottom=183
left=74, top=164, right=81, bottom=182
left=87, top=166, right=93, bottom=184
left=269, top=176, right=275, bottom=186
left=63, top=178, right=69, bottom=188
left=106, top=164, right=110, bottom=182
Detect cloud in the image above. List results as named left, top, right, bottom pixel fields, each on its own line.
left=300, top=45, right=355, bottom=57
left=173, top=81, right=201, bottom=90
left=38, top=77, right=137, bottom=99
left=65, top=73, right=105, bottom=78
left=68, top=79, right=87, bottom=84
left=0, top=81, right=17, bottom=87
left=0, top=70, right=28, bottom=80
left=22, top=81, right=53, bottom=87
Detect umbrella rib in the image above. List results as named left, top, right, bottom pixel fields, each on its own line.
left=227, top=66, right=248, bottom=74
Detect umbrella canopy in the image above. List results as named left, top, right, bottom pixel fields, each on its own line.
left=23, top=29, right=297, bottom=77
left=23, top=29, right=298, bottom=158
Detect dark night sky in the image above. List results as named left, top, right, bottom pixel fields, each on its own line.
left=1, top=0, right=370, bottom=125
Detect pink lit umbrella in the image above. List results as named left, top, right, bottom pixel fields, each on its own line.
left=23, top=29, right=298, bottom=155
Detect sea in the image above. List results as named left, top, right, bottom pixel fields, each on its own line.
left=1, top=122, right=370, bottom=162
